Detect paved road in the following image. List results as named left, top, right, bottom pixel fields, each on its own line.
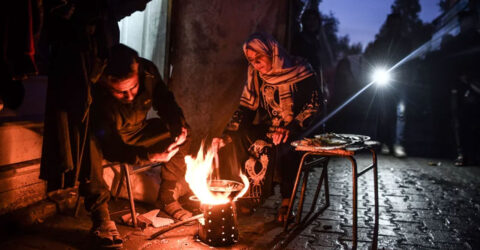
left=279, top=154, right=480, bottom=249
left=1, top=154, right=479, bottom=249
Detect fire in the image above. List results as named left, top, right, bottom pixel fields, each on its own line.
left=185, top=143, right=249, bottom=205
left=236, top=174, right=249, bottom=199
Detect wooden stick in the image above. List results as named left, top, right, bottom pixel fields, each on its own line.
left=149, top=213, right=204, bottom=240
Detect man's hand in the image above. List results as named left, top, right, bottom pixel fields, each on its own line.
left=148, top=143, right=179, bottom=162
left=148, top=127, right=187, bottom=163
left=175, top=127, right=188, bottom=146
left=272, top=127, right=289, bottom=145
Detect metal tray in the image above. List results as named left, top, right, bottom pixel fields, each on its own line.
left=291, top=133, right=371, bottom=150
left=315, top=133, right=370, bottom=143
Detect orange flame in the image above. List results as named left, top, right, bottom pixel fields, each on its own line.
left=185, top=143, right=249, bottom=205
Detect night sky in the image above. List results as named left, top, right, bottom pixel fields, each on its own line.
left=320, top=0, right=443, bottom=49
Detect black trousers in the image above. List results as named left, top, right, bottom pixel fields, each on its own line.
left=452, top=86, right=480, bottom=164
left=78, top=131, right=111, bottom=225
left=99, top=118, right=191, bottom=205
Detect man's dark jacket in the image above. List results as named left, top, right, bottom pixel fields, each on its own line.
left=92, top=58, right=187, bottom=165
left=40, top=0, right=151, bottom=191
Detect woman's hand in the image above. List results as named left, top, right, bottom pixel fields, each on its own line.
left=211, top=137, right=226, bottom=152
left=272, top=127, right=290, bottom=145
left=148, top=142, right=179, bottom=162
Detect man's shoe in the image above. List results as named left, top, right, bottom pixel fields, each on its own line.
left=161, top=201, right=193, bottom=221
left=393, top=144, right=407, bottom=158
left=380, top=144, right=390, bottom=155
left=91, top=220, right=123, bottom=249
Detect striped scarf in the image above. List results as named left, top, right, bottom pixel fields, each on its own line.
left=240, top=32, right=314, bottom=110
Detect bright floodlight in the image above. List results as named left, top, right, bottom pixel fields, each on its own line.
left=372, top=68, right=391, bottom=86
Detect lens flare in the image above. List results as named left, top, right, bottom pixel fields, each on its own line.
left=372, top=68, right=391, bottom=86
left=299, top=30, right=441, bottom=138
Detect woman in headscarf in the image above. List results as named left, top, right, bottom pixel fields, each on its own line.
left=213, top=32, right=322, bottom=222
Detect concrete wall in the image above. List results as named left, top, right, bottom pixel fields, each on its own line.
left=0, top=122, right=43, bottom=166
left=0, top=76, right=47, bottom=215
left=0, top=160, right=46, bottom=215
left=168, top=0, right=289, bottom=149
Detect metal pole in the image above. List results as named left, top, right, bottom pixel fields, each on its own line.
left=296, top=170, right=309, bottom=223
left=115, top=166, right=124, bottom=200
left=348, top=156, right=358, bottom=249
left=324, top=163, right=330, bottom=207
left=284, top=152, right=310, bottom=230
left=123, top=164, right=137, bottom=227
left=371, top=149, right=379, bottom=250
left=309, top=160, right=326, bottom=213
left=163, top=0, right=173, bottom=83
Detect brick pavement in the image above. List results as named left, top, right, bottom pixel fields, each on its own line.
left=1, top=154, right=479, bottom=249
left=281, top=154, right=480, bottom=249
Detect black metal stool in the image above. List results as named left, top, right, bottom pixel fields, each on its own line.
left=75, top=162, right=163, bottom=228
left=284, top=145, right=379, bottom=250
left=285, top=156, right=330, bottom=226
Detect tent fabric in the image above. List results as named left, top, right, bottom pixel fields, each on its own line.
left=168, top=0, right=289, bottom=149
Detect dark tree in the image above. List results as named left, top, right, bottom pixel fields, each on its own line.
left=293, top=0, right=362, bottom=58
left=364, top=0, right=432, bottom=65
left=438, top=0, right=453, bottom=11
left=391, top=0, right=422, bottom=20
left=337, top=35, right=362, bottom=56
left=321, top=12, right=339, bottom=57
left=319, top=11, right=362, bottom=57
